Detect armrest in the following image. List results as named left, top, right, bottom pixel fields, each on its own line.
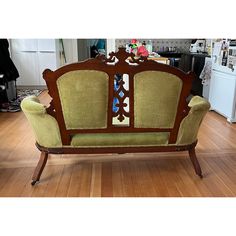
left=188, top=95, right=211, bottom=112
left=21, top=96, right=62, bottom=147
left=176, top=96, right=210, bottom=145
left=21, top=96, right=46, bottom=114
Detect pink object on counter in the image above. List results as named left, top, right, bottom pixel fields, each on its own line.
left=131, top=39, right=138, bottom=44
left=137, top=45, right=149, bottom=57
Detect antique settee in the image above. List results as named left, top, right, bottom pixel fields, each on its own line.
left=21, top=47, right=210, bottom=185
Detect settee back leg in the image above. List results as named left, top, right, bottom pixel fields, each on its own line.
left=188, top=147, right=203, bottom=178
left=31, top=151, right=48, bottom=185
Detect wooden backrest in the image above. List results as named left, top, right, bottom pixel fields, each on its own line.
left=43, top=47, right=194, bottom=145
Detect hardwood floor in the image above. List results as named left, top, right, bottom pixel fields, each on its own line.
left=0, top=90, right=236, bottom=197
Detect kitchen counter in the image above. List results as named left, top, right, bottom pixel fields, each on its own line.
left=157, top=51, right=183, bottom=58
left=157, top=51, right=210, bottom=58
left=184, top=52, right=211, bottom=58
left=148, top=56, right=169, bottom=64
left=129, top=56, right=169, bottom=64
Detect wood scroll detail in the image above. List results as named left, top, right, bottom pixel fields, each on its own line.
left=96, top=47, right=150, bottom=124
left=112, top=75, right=130, bottom=122
left=96, top=47, right=148, bottom=65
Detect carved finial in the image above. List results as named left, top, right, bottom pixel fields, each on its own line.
left=116, top=47, right=134, bottom=63
left=95, top=47, right=150, bottom=65
left=43, top=69, right=54, bottom=79
left=96, top=47, right=136, bottom=65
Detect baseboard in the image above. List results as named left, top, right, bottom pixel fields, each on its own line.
left=17, top=85, right=47, bottom=90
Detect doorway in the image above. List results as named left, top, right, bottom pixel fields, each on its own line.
left=77, top=39, right=106, bottom=61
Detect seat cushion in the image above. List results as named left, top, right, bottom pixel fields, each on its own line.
left=71, top=132, right=169, bottom=147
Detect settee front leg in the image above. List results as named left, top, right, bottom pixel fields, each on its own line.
left=188, top=147, right=203, bottom=178
left=31, top=151, right=48, bottom=185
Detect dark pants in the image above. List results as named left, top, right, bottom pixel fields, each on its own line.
left=0, top=76, right=9, bottom=107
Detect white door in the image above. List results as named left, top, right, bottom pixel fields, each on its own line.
left=10, top=39, right=57, bottom=86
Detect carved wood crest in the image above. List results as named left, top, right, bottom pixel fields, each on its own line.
left=96, top=47, right=148, bottom=65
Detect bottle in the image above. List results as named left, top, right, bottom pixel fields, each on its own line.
left=146, top=40, right=153, bottom=54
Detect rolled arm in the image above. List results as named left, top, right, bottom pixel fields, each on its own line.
left=176, top=96, right=210, bottom=145
left=21, top=96, right=62, bottom=147
left=188, top=95, right=211, bottom=112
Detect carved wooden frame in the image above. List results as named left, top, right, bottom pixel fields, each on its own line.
left=31, top=47, right=202, bottom=185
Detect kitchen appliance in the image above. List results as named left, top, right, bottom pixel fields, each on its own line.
left=190, top=39, right=206, bottom=53
left=209, top=39, right=236, bottom=123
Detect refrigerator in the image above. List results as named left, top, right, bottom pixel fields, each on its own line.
left=209, top=39, right=236, bottom=123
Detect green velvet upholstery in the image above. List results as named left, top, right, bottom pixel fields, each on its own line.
left=21, top=74, right=209, bottom=149
left=134, top=71, right=182, bottom=128
left=57, top=70, right=109, bottom=129
left=176, top=96, right=210, bottom=145
left=21, top=95, right=209, bottom=148
left=71, top=132, right=169, bottom=147
left=21, top=96, right=62, bottom=147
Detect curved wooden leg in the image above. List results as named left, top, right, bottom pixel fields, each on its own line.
left=188, top=147, right=203, bottom=178
left=31, top=152, right=48, bottom=185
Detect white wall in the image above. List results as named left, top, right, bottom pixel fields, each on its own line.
left=57, top=39, right=115, bottom=66
left=106, top=39, right=116, bottom=56
left=57, top=39, right=78, bottom=66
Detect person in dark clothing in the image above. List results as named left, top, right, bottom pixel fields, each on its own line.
left=0, top=39, right=20, bottom=112
left=0, top=39, right=19, bottom=83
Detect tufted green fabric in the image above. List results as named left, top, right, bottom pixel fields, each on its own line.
left=57, top=70, right=109, bottom=129
left=21, top=96, right=62, bottom=147
left=71, top=132, right=169, bottom=147
left=134, top=71, right=182, bottom=128
left=176, top=96, right=210, bottom=145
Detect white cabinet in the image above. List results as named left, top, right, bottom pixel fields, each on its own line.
left=11, top=39, right=38, bottom=52
left=38, top=52, right=57, bottom=85
left=38, top=39, right=56, bottom=52
left=209, top=70, right=236, bottom=122
left=10, top=39, right=58, bottom=86
left=13, top=52, right=39, bottom=86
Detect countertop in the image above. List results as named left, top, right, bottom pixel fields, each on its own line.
left=185, top=52, right=211, bottom=58
left=129, top=56, right=169, bottom=64
left=157, top=51, right=211, bottom=58
left=157, top=51, right=182, bottom=57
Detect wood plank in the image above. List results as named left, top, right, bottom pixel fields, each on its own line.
left=130, top=160, right=158, bottom=197
left=55, top=165, right=73, bottom=197
left=76, top=163, right=92, bottom=197
left=0, top=167, right=32, bottom=197
left=172, top=159, right=202, bottom=197
left=43, top=165, right=64, bottom=197
left=119, top=161, right=138, bottom=197
left=154, top=159, right=182, bottom=197
left=200, top=158, right=234, bottom=197
left=112, top=162, right=125, bottom=197
left=90, top=163, right=102, bottom=197
left=67, top=163, right=92, bottom=197
left=67, top=164, right=83, bottom=197
left=101, top=162, right=113, bottom=197
left=146, top=160, right=170, bottom=197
